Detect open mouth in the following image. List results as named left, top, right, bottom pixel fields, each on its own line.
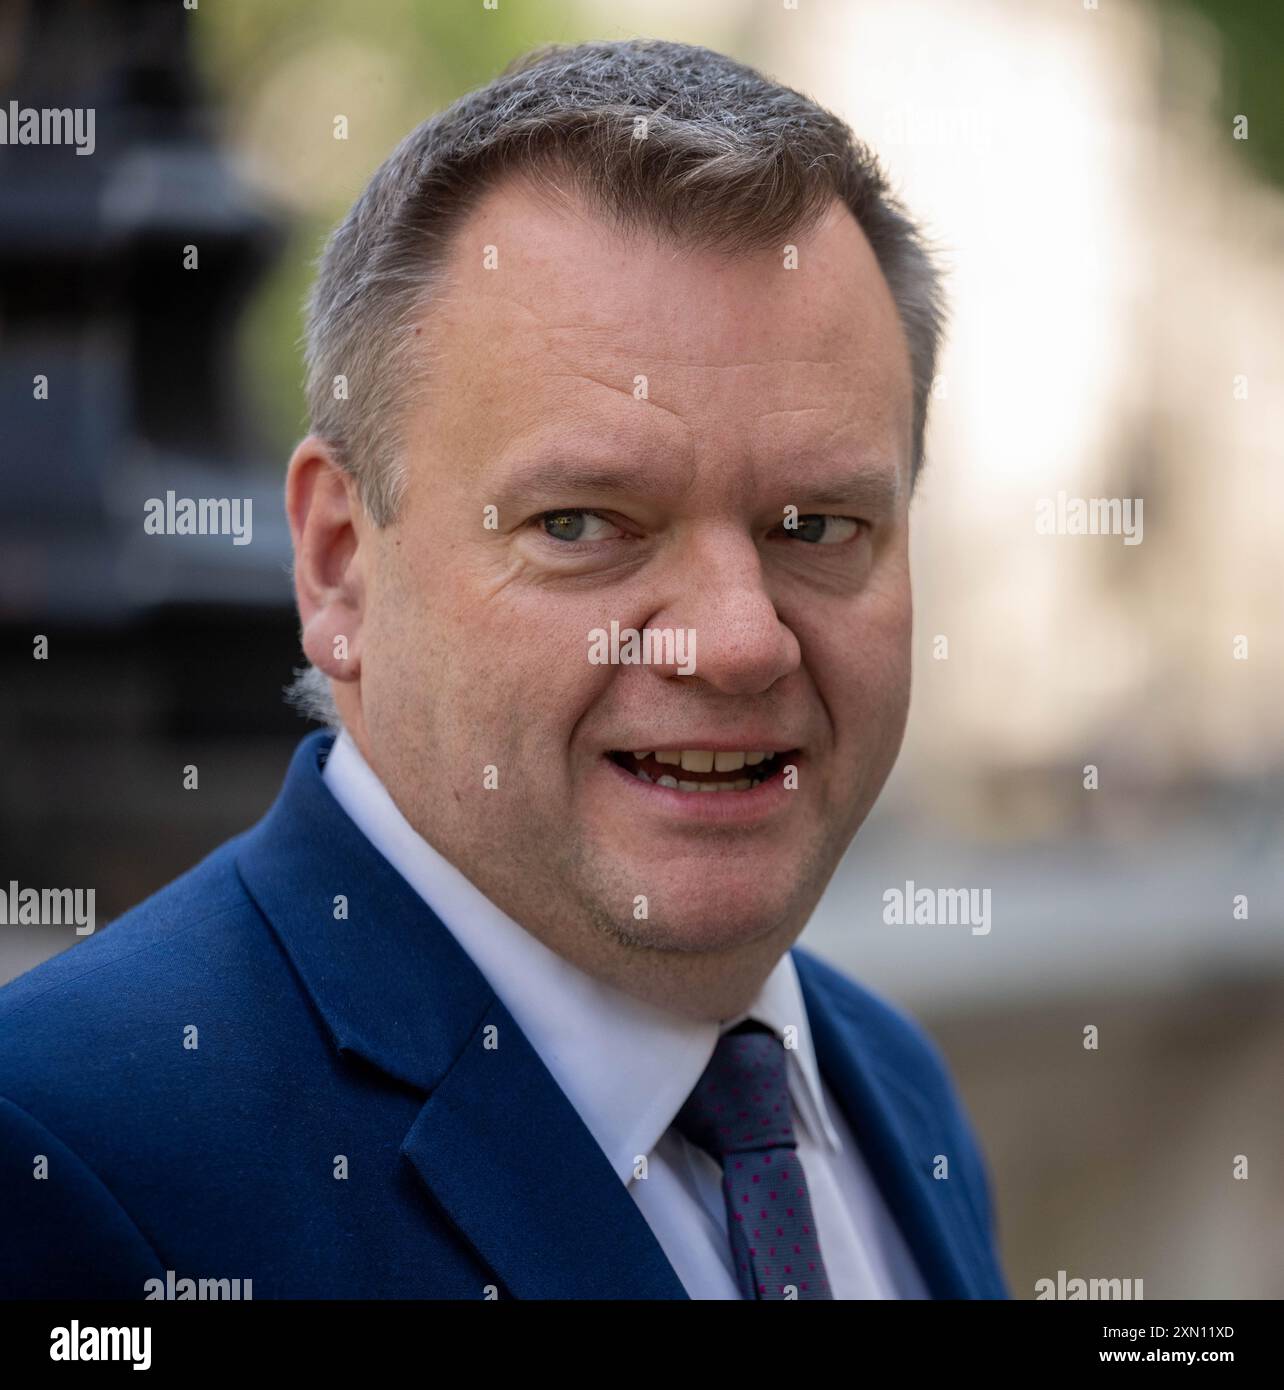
left=606, top=749, right=795, bottom=793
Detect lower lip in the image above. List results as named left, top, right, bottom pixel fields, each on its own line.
left=600, top=754, right=802, bottom=825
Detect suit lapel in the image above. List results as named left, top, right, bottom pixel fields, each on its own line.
left=401, top=993, right=688, bottom=1299
left=794, top=947, right=993, bottom=1298
left=237, top=731, right=688, bottom=1300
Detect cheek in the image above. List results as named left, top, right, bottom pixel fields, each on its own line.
left=395, top=565, right=614, bottom=763
left=819, top=588, right=913, bottom=742
left=354, top=545, right=454, bottom=744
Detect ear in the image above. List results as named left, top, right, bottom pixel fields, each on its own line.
left=285, top=436, right=366, bottom=685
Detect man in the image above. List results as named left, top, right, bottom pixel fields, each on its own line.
left=0, top=39, right=1007, bottom=1299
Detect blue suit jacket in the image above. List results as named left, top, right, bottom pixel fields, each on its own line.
left=0, top=731, right=1008, bottom=1299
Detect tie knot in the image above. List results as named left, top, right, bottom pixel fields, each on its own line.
left=674, top=1021, right=796, bottom=1159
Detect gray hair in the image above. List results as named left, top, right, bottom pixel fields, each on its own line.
left=289, top=37, right=947, bottom=727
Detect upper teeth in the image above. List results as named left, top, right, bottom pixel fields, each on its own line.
left=633, top=749, right=769, bottom=772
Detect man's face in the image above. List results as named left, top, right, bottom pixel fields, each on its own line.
left=353, top=178, right=914, bottom=972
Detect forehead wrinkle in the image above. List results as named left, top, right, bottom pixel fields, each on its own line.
left=542, top=369, right=694, bottom=432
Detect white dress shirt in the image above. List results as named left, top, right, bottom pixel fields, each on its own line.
left=321, top=729, right=929, bottom=1299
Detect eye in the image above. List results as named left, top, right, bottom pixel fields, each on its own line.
left=776, top=515, right=865, bottom=544
left=537, top=509, right=625, bottom=543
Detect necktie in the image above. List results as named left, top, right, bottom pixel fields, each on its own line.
left=675, top=1020, right=834, bottom=1299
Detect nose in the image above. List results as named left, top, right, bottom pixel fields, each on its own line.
left=647, top=524, right=801, bottom=696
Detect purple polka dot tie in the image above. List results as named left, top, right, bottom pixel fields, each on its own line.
left=675, top=1020, right=834, bottom=1299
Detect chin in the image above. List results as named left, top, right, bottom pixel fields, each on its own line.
left=608, top=877, right=805, bottom=955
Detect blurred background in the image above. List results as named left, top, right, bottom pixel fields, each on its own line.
left=1, top=0, right=1280, bottom=1298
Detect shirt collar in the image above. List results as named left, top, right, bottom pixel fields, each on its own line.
left=322, top=728, right=844, bottom=1183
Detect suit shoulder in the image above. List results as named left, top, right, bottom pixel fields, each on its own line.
left=0, top=834, right=258, bottom=1058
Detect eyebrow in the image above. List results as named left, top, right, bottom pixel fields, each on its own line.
left=494, top=455, right=905, bottom=514
left=497, top=460, right=677, bottom=511
left=785, top=471, right=905, bottom=512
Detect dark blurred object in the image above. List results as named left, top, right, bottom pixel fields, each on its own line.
left=0, top=0, right=289, bottom=619
left=0, top=0, right=305, bottom=947
left=1182, top=0, right=1284, bottom=191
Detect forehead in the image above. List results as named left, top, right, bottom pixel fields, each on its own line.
left=413, top=176, right=913, bottom=488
